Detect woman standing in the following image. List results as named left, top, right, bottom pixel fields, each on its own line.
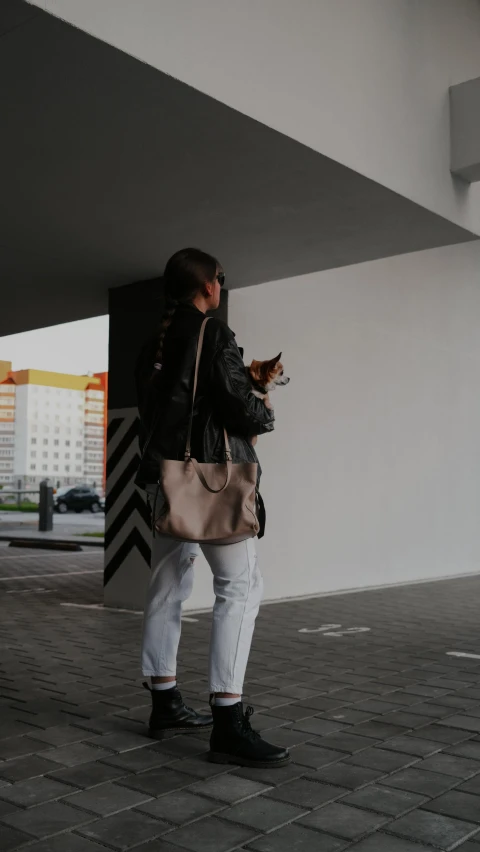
left=135, top=248, right=289, bottom=768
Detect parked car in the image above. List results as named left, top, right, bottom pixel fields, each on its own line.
left=53, top=486, right=102, bottom=514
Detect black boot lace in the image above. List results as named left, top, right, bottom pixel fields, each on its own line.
left=240, top=705, right=261, bottom=741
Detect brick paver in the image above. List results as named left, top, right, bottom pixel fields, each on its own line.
left=2, top=543, right=480, bottom=850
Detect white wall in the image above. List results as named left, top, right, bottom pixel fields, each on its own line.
left=226, top=240, right=480, bottom=601
left=105, top=239, right=480, bottom=612
left=33, top=0, right=480, bottom=233
left=134, top=238, right=480, bottom=612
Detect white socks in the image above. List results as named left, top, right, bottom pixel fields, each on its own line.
left=150, top=683, right=240, bottom=704
left=215, top=696, right=241, bottom=707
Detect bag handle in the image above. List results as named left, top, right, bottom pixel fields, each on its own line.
left=190, top=456, right=231, bottom=493
left=185, top=317, right=232, bottom=494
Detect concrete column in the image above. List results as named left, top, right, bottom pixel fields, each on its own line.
left=450, top=76, right=480, bottom=183
left=104, top=278, right=228, bottom=609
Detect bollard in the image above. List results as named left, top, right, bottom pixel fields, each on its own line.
left=38, top=480, right=54, bottom=532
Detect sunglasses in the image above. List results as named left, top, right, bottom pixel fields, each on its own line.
left=216, top=272, right=225, bottom=288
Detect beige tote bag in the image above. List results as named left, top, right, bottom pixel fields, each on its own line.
left=154, top=317, right=259, bottom=544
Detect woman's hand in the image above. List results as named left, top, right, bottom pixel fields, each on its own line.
left=251, top=435, right=258, bottom=447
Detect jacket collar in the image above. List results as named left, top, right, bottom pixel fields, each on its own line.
left=177, top=302, right=206, bottom=317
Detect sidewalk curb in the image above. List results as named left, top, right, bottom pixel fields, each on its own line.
left=8, top=539, right=84, bottom=552
left=0, top=533, right=104, bottom=548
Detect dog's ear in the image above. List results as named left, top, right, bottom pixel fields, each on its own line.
left=269, top=353, right=282, bottom=366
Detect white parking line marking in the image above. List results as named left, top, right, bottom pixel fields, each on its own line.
left=60, top=602, right=198, bottom=621
left=0, top=569, right=103, bottom=582
left=324, top=627, right=371, bottom=637
left=299, top=623, right=370, bottom=637
left=299, top=624, right=342, bottom=634
left=447, top=651, right=480, bottom=660
left=6, top=588, right=52, bottom=594
left=61, top=602, right=142, bottom=613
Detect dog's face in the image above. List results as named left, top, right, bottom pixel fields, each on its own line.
left=249, top=353, right=290, bottom=392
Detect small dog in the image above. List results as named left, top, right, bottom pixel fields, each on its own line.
left=248, top=353, right=290, bottom=409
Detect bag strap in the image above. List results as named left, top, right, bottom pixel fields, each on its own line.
left=139, top=317, right=217, bottom=468
left=185, top=316, right=232, bottom=465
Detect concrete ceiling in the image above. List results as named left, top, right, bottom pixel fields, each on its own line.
left=1, top=0, right=477, bottom=336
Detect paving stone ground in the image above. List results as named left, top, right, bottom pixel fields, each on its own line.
left=2, top=543, right=480, bottom=851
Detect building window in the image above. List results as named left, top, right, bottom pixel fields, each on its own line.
left=65, top=465, right=70, bottom=472
left=76, top=465, right=82, bottom=472
left=75, top=453, right=82, bottom=460
left=65, top=453, right=70, bottom=459
left=53, top=465, right=59, bottom=471
left=42, top=452, right=48, bottom=458
left=54, top=439, right=59, bottom=446
left=65, top=440, right=70, bottom=446
left=31, top=451, right=36, bottom=458
left=54, top=452, right=59, bottom=459
left=30, top=464, right=36, bottom=470
left=76, top=441, right=82, bottom=447
left=55, top=427, right=60, bottom=433
left=31, top=438, right=37, bottom=445
left=43, top=439, right=48, bottom=445
left=42, top=465, right=48, bottom=471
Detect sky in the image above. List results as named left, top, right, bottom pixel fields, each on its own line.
left=0, top=316, right=109, bottom=375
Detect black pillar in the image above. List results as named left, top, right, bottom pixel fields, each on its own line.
left=104, top=277, right=228, bottom=608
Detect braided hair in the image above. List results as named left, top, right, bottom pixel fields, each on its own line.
left=153, top=297, right=178, bottom=370
left=154, top=248, right=220, bottom=371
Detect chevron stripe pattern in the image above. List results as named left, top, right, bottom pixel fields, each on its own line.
left=104, top=407, right=151, bottom=587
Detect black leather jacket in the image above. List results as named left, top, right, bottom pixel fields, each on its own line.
left=134, top=303, right=274, bottom=495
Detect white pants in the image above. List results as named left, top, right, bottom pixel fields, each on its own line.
left=141, top=535, right=263, bottom=694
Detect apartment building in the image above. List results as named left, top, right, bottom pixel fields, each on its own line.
left=0, top=361, right=107, bottom=491
left=0, top=362, right=16, bottom=487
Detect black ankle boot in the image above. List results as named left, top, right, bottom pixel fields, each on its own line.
left=143, top=683, right=213, bottom=739
left=209, top=702, right=290, bottom=768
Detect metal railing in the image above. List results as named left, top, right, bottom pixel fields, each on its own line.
left=0, top=490, right=40, bottom=505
